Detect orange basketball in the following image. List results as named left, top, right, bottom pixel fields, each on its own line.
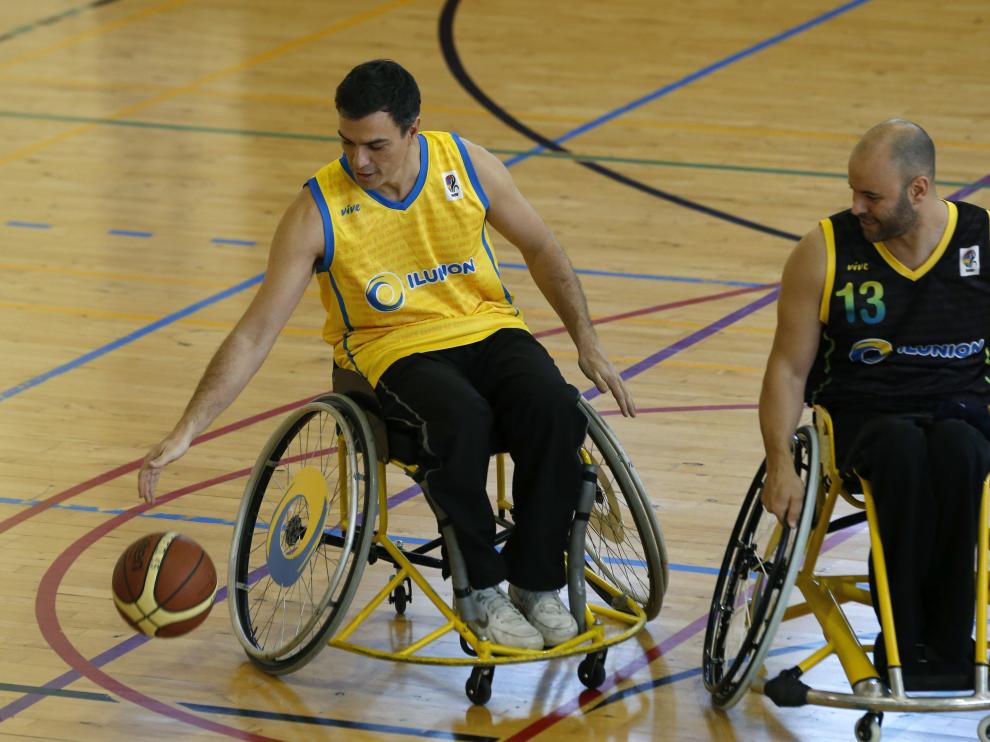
left=111, top=532, right=217, bottom=638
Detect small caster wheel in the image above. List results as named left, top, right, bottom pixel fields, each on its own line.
left=977, top=714, right=990, bottom=742
left=459, top=634, right=478, bottom=657
left=855, top=711, right=882, bottom=741
left=578, top=651, right=607, bottom=689
left=388, top=576, right=412, bottom=615
left=466, top=666, right=493, bottom=705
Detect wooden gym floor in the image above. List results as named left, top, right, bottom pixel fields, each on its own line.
left=0, top=0, right=988, bottom=739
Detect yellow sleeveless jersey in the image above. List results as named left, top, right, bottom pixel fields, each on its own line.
left=306, top=131, right=528, bottom=385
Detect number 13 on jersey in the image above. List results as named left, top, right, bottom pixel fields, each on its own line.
left=835, top=280, right=886, bottom=324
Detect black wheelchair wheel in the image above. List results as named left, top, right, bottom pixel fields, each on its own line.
left=579, top=398, right=668, bottom=620
left=228, top=393, right=378, bottom=675
left=702, top=425, right=818, bottom=709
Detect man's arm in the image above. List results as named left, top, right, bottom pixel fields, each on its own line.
left=464, top=139, right=635, bottom=416
left=759, top=226, right=827, bottom=526
left=137, top=189, right=325, bottom=503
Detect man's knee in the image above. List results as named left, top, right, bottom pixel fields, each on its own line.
left=928, top=418, right=990, bottom=469
left=850, top=416, right=926, bottom=478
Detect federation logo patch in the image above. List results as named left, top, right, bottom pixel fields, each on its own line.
left=960, top=245, right=980, bottom=277
left=441, top=170, right=463, bottom=201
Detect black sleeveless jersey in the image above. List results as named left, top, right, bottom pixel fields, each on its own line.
left=805, top=200, right=990, bottom=413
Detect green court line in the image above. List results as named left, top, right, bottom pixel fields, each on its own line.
left=0, top=0, right=121, bottom=44
left=0, top=108, right=982, bottom=188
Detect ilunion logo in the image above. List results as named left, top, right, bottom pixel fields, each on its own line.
left=848, top=338, right=893, bottom=365
left=364, top=272, right=404, bottom=312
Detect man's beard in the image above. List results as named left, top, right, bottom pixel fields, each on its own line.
left=859, top=189, right=918, bottom=242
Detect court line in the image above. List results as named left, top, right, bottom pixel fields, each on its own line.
left=439, top=0, right=801, bottom=242
left=498, top=0, right=872, bottom=167
left=585, top=288, right=780, bottom=399
left=0, top=273, right=264, bottom=403
left=6, top=219, right=51, bottom=228
left=498, top=169, right=990, bottom=741
left=0, top=108, right=986, bottom=187
left=0, top=396, right=310, bottom=538
left=0, top=107, right=983, bottom=189
left=179, top=703, right=497, bottom=741
left=951, top=172, right=990, bottom=200
left=0, top=0, right=124, bottom=45
left=0, top=270, right=766, bottom=403
left=0, top=0, right=415, bottom=168
left=7, top=291, right=774, bottom=731
left=0, top=0, right=188, bottom=71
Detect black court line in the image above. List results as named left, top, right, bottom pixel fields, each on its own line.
left=179, top=702, right=498, bottom=741
left=0, top=0, right=124, bottom=44
left=0, top=681, right=115, bottom=703
left=438, top=0, right=801, bottom=243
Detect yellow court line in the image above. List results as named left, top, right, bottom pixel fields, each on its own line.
left=0, top=299, right=322, bottom=336
left=0, top=0, right=194, bottom=73
left=0, top=261, right=238, bottom=289
left=0, top=0, right=416, bottom=168
left=0, top=261, right=324, bottom=298
left=2, top=69, right=990, bottom=154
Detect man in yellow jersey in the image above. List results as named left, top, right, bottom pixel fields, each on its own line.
left=760, top=119, right=990, bottom=688
left=138, top=60, right=635, bottom=649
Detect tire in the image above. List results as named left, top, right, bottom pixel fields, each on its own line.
left=228, top=393, right=378, bottom=674
left=579, top=398, right=668, bottom=620
left=702, top=425, right=818, bottom=709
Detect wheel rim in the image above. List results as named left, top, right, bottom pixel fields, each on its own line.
left=229, top=399, right=374, bottom=663
left=580, top=405, right=664, bottom=617
left=703, top=427, right=819, bottom=708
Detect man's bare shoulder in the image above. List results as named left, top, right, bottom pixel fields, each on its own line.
left=271, top=187, right=325, bottom=262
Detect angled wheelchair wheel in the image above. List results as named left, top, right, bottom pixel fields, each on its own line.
left=228, top=393, right=378, bottom=675
left=579, top=398, right=668, bottom=620
left=702, top=425, right=818, bottom=709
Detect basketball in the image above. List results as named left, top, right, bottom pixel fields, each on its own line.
left=112, top=532, right=217, bottom=638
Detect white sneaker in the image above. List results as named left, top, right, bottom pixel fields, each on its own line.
left=508, top=585, right=579, bottom=647
left=470, top=586, right=543, bottom=650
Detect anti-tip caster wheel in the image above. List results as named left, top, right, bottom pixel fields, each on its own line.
left=578, top=651, right=607, bottom=689
left=855, top=711, right=883, bottom=741
left=466, top=666, right=494, bottom=705
left=977, top=714, right=990, bottom=742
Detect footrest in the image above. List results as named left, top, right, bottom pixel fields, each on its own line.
left=764, top=667, right=810, bottom=707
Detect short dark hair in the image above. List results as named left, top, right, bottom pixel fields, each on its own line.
left=335, top=60, right=421, bottom=133
left=888, top=121, right=936, bottom=185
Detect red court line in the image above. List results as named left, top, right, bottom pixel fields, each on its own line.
left=34, top=469, right=279, bottom=741
left=504, top=614, right=711, bottom=741
left=600, top=403, right=757, bottom=416
left=0, top=396, right=311, bottom=537
left=5, top=284, right=766, bottom=734
left=533, top=283, right=776, bottom=339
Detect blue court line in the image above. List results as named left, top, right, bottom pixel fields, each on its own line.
left=500, top=262, right=765, bottom=287
left=211, top=237, right=257, bottom=246
left=1, top=2, right=859, bottom=400
left=0, top=273, right=264, bottom=402
left=6, top=220, right=51, bottom=229
left=107, top=229, right=153, bottom=238
left=504, top=0, right=871, bottom=167
left=0, top=494, right=717, bottom=572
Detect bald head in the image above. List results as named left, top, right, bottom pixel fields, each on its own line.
left=852, top=119, right=936, bottom=186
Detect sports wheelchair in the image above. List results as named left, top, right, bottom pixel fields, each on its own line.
left=227, top=369, right=668, bottom=704
left=703, top=405, right=990, bottom=740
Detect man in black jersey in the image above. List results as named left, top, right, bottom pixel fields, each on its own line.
left=760, top=119, right=990, bottom=689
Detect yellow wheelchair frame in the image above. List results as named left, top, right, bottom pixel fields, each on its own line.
left=227, top=383, right=668, bottom=704
left=703, top=406, right=990, bottom=741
